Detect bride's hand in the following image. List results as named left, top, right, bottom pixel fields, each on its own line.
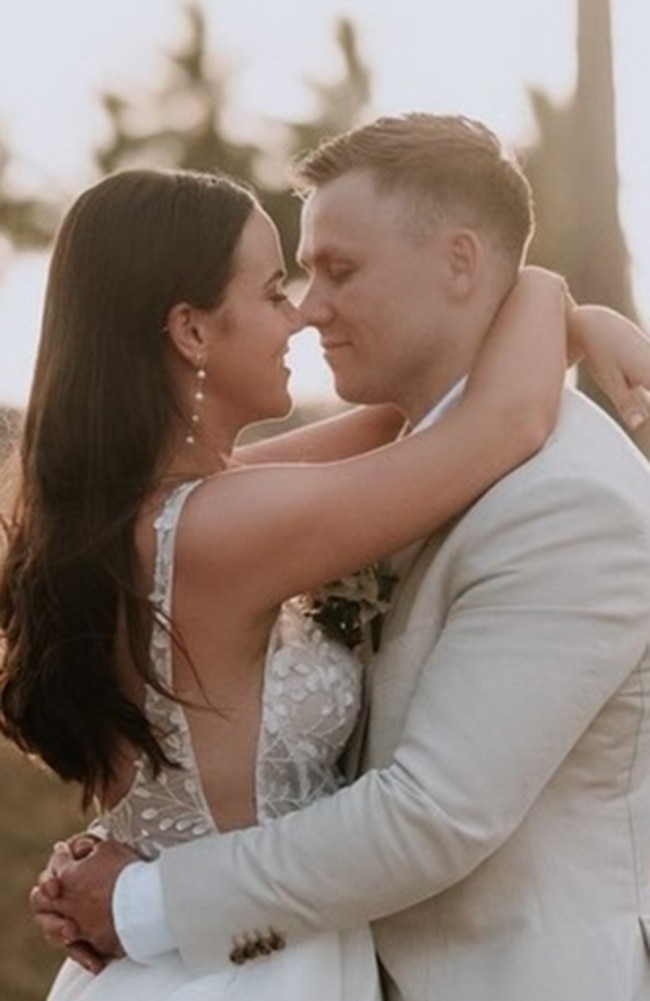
left=30, top=835, right=133, bottom=973
left=31, top=838, right=106, bottom=974
left=569, top=304, right=650, bottom=430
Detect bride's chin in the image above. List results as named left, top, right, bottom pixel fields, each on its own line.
left=250, top=394, right=294, bottom=426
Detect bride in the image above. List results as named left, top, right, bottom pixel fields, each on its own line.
left=1, top=167, right=647, bottom=1000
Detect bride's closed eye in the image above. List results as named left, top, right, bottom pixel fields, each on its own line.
left=269, top=286, right=289, bottom=305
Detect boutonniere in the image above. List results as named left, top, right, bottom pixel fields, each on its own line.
left=301, top=560, right=398, bottom=652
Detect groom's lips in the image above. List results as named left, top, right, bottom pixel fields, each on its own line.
left=321, top=339, right=351, bottom=355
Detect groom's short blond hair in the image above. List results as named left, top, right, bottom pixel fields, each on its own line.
left=293, top=113, right=535, bottom=269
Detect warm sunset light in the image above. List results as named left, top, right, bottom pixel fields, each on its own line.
left=0, top=0, right=648, bottom=404
left=4, top=8, right=650, bottom=1001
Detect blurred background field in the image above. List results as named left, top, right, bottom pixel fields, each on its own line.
left=2, top=1, right=650, bottom=997
left=0, top=741, right=80, bottom=1001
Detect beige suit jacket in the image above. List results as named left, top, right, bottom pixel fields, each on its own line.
left=160, top=389, right=650, bottom=1001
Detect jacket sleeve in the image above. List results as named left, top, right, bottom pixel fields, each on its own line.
left=158, top=471, right=650, bottom=975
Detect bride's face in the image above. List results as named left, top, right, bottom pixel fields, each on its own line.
left=202, top=207, right=304, bottom=428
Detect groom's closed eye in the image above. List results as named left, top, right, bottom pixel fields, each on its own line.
left=326, top=263, right=355, bottom=284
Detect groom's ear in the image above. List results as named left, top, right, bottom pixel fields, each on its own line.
left=443, top=228, right=482, bottom=300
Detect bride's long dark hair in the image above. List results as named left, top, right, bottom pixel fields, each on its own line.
left=0, top=168, right=254, bottom=805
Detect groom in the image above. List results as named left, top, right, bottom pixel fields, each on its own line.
left=34, top=114, right=650, bottom=1000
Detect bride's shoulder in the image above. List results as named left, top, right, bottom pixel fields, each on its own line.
left=164, top=471, right=278, bottom=595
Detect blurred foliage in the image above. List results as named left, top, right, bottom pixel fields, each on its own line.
left=0, top=404, right=22, bottom=463
left=93, top=2, right=371, bottom=273
left=525, top=0, right=634, bottom=314
left=0, top=2, right=372, bottom=272
left=95, top=4, right=260, bottom=178
left=0, top=0, right=634, bottom=325
left=0, top=131, right=59, bottom=249
left=1, top=0, right=635, bottom=385
left=523, top=0, right=649, bottom=451
left=281, top=17, right=371, bottom=158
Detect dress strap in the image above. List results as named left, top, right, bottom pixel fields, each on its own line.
left=149, top=479, right=202, bottom=684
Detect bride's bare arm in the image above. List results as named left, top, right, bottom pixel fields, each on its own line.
left=190, top=268, right=566, bottom=606
left=233, top=404, right=404, bottom=465
left=235, top=296, right=650, bottom=465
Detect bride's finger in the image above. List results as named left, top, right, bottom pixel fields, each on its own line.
left=67, top=834, right=101, bottom=860
left=587, top=357, right=650, bottom=430
left=616, top=384, right=650, bottom=430
left=65, top=941, right=107, bottom=975
left=32, top=909, right=80, bottom=947
left=31, top=882, right=56, bottom=910
left=36, top=868, right=63, bottom=898
left=29, top=894, right=72, bottom=941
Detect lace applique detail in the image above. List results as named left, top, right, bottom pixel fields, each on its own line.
left=93, top=482, right=364, bottom=855
left=94, top=481, right=215, bottom=859
left=256, top=599, right=361, bottom=823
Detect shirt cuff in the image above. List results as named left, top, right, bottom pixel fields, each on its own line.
left=112, top=859, right=176, bottom=964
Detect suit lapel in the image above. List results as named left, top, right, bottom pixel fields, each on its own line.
left=341, top=535, right=442, bottom=781
left=362, top=528, right=449, bottom=768
left=382, top=529, right=447, bottom=640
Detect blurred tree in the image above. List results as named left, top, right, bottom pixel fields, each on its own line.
left=266, top=16, right=372, bottom=268
left=523, top=0, right=648, bottom=448
left=93, top=4, right=372, bottom=274
left=0, top=404, right=22, bottom=463
left=0, top=130, right=59, bottom=249
left=526, top=0, right=634, bottom=312
left=95, top=3, right=259, bottom=179
left=283, top=18, right=372, bottom=158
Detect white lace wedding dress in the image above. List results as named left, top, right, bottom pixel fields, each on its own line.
left=45, top=481, right=381, bottom=1001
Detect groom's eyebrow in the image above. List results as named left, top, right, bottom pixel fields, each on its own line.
left=296, top=245, right=339, bottom=271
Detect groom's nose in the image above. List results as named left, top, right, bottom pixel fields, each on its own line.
left=297, top=282, right=334, bottom=329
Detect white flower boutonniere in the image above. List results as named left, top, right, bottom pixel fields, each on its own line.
left=301, top=560, right=398, bottom=652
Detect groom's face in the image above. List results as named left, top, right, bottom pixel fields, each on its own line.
left=297, top=170, right=459, bottom=421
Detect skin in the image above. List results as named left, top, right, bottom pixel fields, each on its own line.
left=297, top=170, right=515, bottom=424
left=159, top=206, right=305, bottom=478
left=28, top=183, right=650, bottom=974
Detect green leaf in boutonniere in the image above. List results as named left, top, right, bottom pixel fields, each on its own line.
left=300, top=560, right=398, bottom=652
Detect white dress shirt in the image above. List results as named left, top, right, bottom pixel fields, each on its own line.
left=410, top=377, right=467, bottom=433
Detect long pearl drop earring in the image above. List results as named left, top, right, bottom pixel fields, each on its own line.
left=185, top=362, right=207, bottom=445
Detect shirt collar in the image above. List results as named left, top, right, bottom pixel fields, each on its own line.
left=409, top=376, right=468, bottom=434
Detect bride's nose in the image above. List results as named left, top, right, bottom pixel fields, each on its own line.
left=285, top=300, right=306, bottom=336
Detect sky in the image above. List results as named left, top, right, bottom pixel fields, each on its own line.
left=0, top=0, right=648, bottom=406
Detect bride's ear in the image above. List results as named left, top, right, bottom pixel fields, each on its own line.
left=164, top=303, right=208, bottom=365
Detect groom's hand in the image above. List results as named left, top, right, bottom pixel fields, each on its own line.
left=31, top=836, right=138, bottom=971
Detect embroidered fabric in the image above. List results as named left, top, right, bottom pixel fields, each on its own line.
left=256, top=599, right=360, bottom=822
left=92, top=480, right=362, bottom=856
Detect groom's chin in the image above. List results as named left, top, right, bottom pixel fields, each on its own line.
left=332, top=379, right=382, bottom=407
